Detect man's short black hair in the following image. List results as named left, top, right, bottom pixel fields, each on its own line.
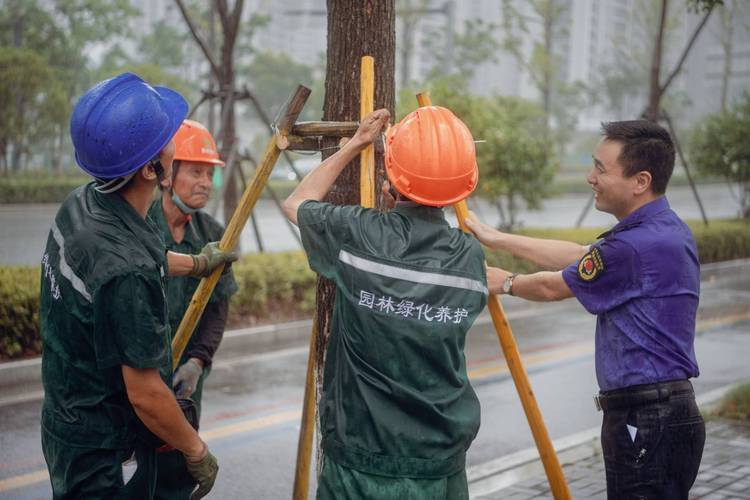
left=600, top=120, right=675, bottom=194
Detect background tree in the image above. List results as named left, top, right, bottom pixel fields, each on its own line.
left=644, top=0, right=720, bottom=121
left=403, top=12, right=554, bottom=230
left=414, top=81, right=554, bottom=230
left=422, top=17, right=499, bottom=88
left=501, top=0, right=585, bottom=158
left=594, top=0, right=687, bottom=118
left=712, top=0, right=748, bottom=111
left=689, top=93, right=750, bottom=218
left=579, top=0, right=721, bottom=227
left=395, top=0, right=433, bottom=88
left=398, top=15, right=499, bottom=115
left=0, top=0, right=137, bottom=171
left=0, top=48, right=65, bottom=173
left=239, top=49, right=323, bottom=122
left=174, top=0, right=247, bottom=225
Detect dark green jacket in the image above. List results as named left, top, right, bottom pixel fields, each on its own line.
left=148, top=198, right=237, bottom=370
left=298, top=200, right=488, bottom=478
left=40, top=182, right=171, bottom=449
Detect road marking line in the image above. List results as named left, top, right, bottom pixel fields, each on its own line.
left=201, top=409, right=300, bottom=441
left=0, top=470, right=49, bottom=493
left=0, top=346, right=588, bottom=494
left=468, top=343, right=593, bottom=380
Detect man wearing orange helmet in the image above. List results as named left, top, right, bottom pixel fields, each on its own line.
left=148, top=119, right=238, bottom=499
left=283, top=107, right=501, bottom=499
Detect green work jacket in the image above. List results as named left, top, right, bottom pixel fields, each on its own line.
left=148, top=199, right=237, bottom=372
left=298, top=200, right=488, bottom=479
left=40, top=182, right=171, bottom=450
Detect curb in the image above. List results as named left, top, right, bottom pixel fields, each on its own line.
left=466, top=379, right=748, bottom=498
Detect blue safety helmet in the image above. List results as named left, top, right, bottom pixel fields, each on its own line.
left=70, top=72, right=189, bottom=179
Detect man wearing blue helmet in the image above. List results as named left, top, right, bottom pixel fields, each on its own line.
left=39, top=73, right=236, bottom=499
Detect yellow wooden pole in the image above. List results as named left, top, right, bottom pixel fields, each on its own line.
left=171, top=85, right=311, bottom=369
left=292, top=321, right=317, bottom=500
left=359, top=56, right=376, bottom=208
left=416, top=91, right=572, bottom=500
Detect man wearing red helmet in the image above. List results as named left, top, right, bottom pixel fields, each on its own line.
left=283, top=107, right=501, bottom=499
left=40, top=73, right=235, bottom=499
left=148, top=119, right=238, bottom=499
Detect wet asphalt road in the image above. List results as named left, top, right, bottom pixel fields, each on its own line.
left=1, top=261, right=748, bottom=499
left=0, top=183, right=739, bottom=266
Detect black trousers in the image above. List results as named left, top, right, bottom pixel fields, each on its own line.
left=600, top=381, right=705, bottom=500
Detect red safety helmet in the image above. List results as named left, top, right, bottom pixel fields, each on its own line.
left=385, top=106, right=477, bottom=206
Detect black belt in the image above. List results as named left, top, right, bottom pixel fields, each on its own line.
left=593, top=380, right=694, bottom=412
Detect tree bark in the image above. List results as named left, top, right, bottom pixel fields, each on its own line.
left=315, top=0, right=396, bottom=447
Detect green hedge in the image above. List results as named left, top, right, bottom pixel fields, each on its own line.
left=0, top=267, right=41, bottom=359
left=1, top=220, right=749, bottom=360
left=0, top=175, right=298, bottom=204
left=0, top=175, right=90, bottom=203
left=712, top=383, right=750, bottom=421
left=229, top=250, right=317, bottom=325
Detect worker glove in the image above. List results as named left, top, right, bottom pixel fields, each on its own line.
left=185, top=447, right=219, bottom=500
left=190, top=242, right=238, bottom=278
left=173, top=359, right=203, bottom=399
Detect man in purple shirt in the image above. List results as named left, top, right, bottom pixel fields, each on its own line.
left=470, top=120, right=704, bottom=499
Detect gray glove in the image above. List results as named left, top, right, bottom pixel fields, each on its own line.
left=189, top=242, right=238, bottom=278
left=185, top=447, right=219, bottom=500
left=173, top=359, right=203, bottom=398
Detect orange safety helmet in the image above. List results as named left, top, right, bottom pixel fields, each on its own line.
left=385, top=106, right=477, bottom=207
left=172, top=119, right=225, bottom=166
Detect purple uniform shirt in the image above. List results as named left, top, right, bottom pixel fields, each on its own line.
left=562, top=197, right=700, bottom=391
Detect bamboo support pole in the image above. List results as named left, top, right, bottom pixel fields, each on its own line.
left=292, top=322, right=318, bottom=500
left=171, top=85, right=311, bottom=369
left=360, top=56, right=376, bottom=208
left=416, top=91, right=572, bottom=500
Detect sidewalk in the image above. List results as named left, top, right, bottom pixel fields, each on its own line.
left=471, top=418, right=750, bottom=499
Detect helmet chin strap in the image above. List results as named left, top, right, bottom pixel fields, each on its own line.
left=171, top=192, right=200, bottom=216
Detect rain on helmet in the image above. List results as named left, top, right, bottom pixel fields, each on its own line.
left=70, top=72, right=188, bottom=179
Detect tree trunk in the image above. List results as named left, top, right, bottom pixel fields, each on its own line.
left=542, top=0, right=553, bottom=127
left=315, top=0, right=396, bottom=443
left=11, top=137, right=23, bottom=172
left=719, top=1, right=736, bottom=112
left=216, top=1, right=243, bottom=233
left=53, top=123, right=64, bottom=173
left=646, top=0, right=668, bottom=122
left=399, top=13, right=416, bottom=87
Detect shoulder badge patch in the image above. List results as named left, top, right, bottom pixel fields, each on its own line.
left=578, top=247, right=604, bottom=281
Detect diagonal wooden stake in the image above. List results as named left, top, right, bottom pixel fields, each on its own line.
left=416, top=91, right=572, bottom=500
left=171, top=85, right=311, bottom=369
